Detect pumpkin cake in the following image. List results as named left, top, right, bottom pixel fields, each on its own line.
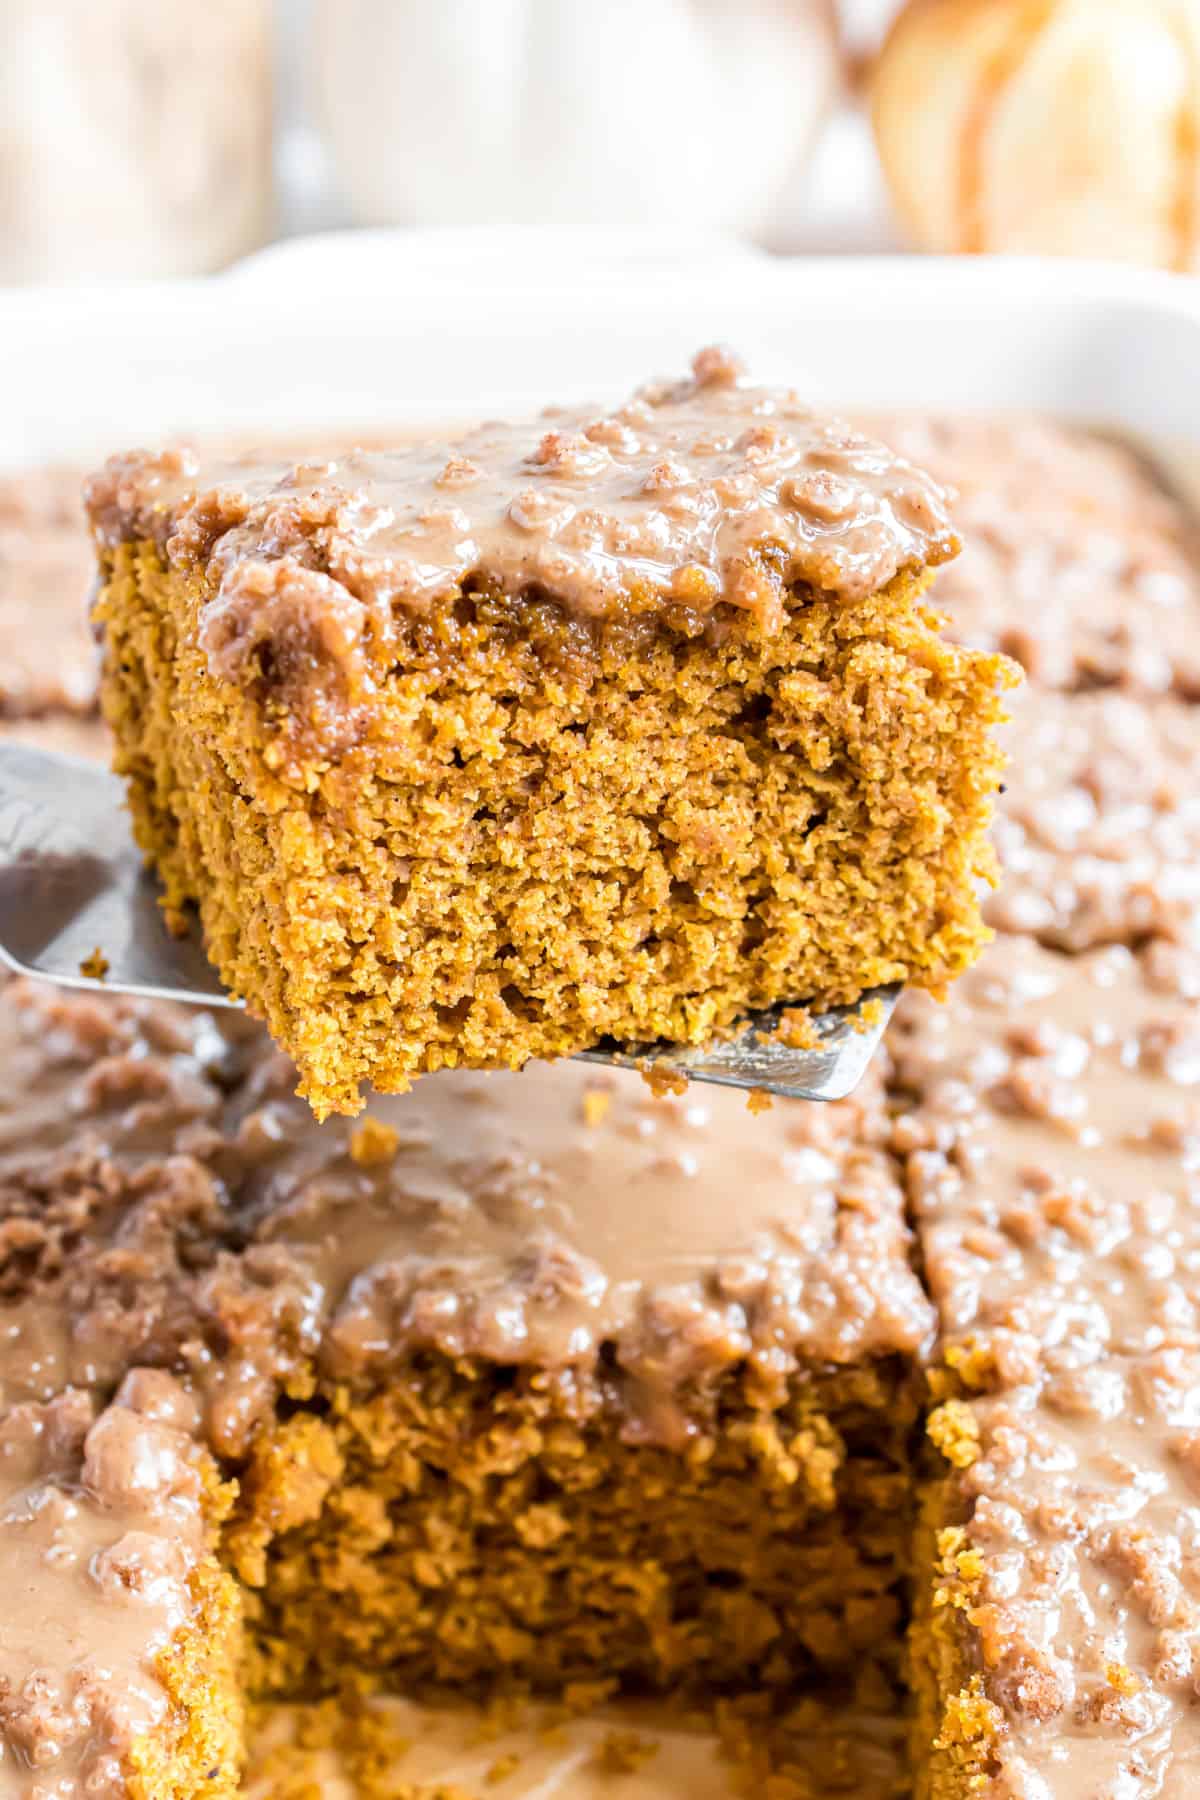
left=892, top=933, right=1200, bottom=1799
left=0, top=973, right=933, bottom=1800
left=856, top=413, right=1200, bottom=695
left=86, top=350, right=1013, bottom=1117
left=7, top=407, right=1200, bottom=1800
left=7, top=926, right=1200, bottom=1799
left=987, top=685, right=1200, bottom=952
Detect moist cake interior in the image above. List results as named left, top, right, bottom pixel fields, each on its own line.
left=4, top=410, right=1200, bottom=1800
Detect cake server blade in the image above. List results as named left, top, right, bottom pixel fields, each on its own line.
left=0, top=743, right=898, bottom=1103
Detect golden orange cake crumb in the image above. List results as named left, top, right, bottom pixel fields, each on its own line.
left=348, top=1117, right=401, bottom=1167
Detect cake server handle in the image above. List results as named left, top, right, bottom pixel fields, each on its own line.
left=0, top=743, right=898, bottom=1103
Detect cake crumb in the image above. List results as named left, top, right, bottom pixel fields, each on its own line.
left=639, top=1061, right=689, bottom=1099
left=943, top=1341, right=996, bottom=1392
left=79, top=946, right=109, bottom=980
left=852, top=996, right=886, bottom=1034
left=1105, top=1661, right=1141, bottom=1697
left=581, top=1086, right=612, bottom=1128
left=560, top=1680, right=618, bottom=1717
left=469, top=1694, right=530, bottom=1746
left=349, top=1118, right=401, bottom=1167
left=746, top=1088, right=774, bottom=1115
left=927, top=1400, right=981, bottom=1470
left=593, top=1730, right=659, bottom=1774
left=777, top=1008, right=821, bottom=1051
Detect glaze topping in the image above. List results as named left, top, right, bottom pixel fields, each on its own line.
left=86, top=350, right=959, bottom=643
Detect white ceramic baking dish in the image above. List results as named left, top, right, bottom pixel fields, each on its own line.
left=1, top=237, right=1198, bottom=474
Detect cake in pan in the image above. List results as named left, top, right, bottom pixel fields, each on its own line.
left=0, top=982, right=927, bottom=1799
left=2, top=404, right=1198, bottom=1799
left=4, top=925, right=1200, bottom=1799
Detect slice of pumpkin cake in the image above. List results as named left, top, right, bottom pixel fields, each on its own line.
left=87, top=349, right=1012, bottom=1116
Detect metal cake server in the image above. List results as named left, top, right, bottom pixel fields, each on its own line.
left=0, top=743, right=899, bottom=1103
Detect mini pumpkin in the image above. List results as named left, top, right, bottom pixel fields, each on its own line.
left=871, top=0, right=1200, bottom=269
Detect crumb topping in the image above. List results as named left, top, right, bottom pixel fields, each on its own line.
left=0, top=981, right=930, bottom=1454
left=859, top=412, right=1200, bottom=697
left=990, top=688, right=1200, bottom=953
left=85, top=351, right=960, bottom=665
left=895, top=936, right=1200, bottom=1794
left=0, top=1379, right=212, bottom=1800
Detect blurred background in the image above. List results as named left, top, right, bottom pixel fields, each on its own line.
left=4, top=0, right=1199, bottom=285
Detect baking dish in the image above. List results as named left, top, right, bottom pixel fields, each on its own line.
left=2, top=240, right=1198, bottom=470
